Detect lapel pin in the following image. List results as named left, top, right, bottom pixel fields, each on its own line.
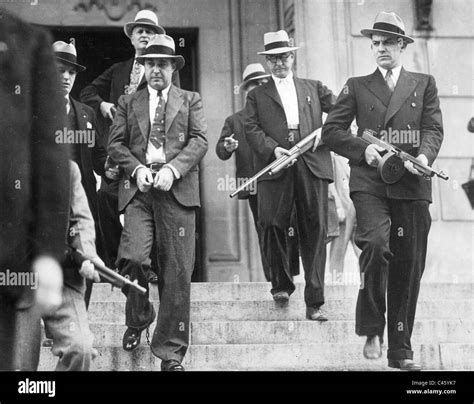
left=369, top=105, right=374, bottom=111
left=414, top=91, right=417, bottom=97
left=306, top=96, right=311, bottom=104
left=411, top=102, right=416, bottom=107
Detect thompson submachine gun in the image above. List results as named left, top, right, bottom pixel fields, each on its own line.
left=229, top=130, right=320, bottom=198
left=361, top=129, right=448, bottom=184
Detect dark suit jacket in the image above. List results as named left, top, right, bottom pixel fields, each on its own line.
left=0, top=10, right=70, bottom=304
left=69, top=98, right=106, bottom=220
left=321, top=68, right=443, bottom=202
left=216, top=109, right=256, bottom=199
left=108, top=85, right=208, bottom=212
left=245, top=76, right=336, bottom=182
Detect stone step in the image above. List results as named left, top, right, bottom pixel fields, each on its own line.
left=38, top=342, right=474, bottom=371
left=81, top=319, right=473, bottom=347
left=87, top=299, right=473, bottom=323
left=89, top=282, right=474, bottom=302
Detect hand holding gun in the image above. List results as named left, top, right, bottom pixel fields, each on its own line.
left=361, top=129, right=448, bottom=183
left=230, top=129, right=319, bottom=198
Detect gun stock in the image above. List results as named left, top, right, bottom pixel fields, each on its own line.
left=70, top=248, right=147, bottom=295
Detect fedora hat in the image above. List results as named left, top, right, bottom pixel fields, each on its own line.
left=239, top=63, right=270, bottom=89
left=136, top=34, right=185, bottom=70
left=258, top=30, right=300, bottom=55
left=53, top=41, right=86, bottom=72
left=361, top=11, right=414, bottom=43
left=124, top=10, right=165, bottom=38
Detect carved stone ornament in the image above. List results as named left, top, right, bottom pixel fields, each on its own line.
left=74, top=0, right=157, bottom=21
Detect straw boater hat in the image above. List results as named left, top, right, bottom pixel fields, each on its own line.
left=258, top=30, right=300, bottom=55
left=239, top=63, right=271, bottom=90
left=136, top=35, right=185, bottom=70
left=124, top=10, right=165, bottom=38
left=361, top=11, right=414, bottom=44
left=52, top=41, right=86, bottom=72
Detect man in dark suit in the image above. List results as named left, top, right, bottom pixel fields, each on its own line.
left=80, top=10, right=168, bottom=271
left=108, top=34, right=208, bottom=371
left=53, top=41, right=106, bottom=283
left=245, top=30, right=336, bottom=321
left=216, top=63, right=299, bottom=281
left=322, top=12, right=443, bottom=371
left=0, top=9, right=70, bottom=370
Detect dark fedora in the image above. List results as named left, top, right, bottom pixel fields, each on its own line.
left=361, top=11, right=414, bottom=44
left=53, top=41, right=86, bottom=72
left=136, top=35, right=185, bottom=71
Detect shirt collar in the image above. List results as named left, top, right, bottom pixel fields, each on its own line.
left=148, top=84, right=172, bottom=99
left=272, top=71, right=294, bottom=85
left=378, top=65, right=402, bottom=84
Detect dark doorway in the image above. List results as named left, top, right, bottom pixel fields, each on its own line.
left=43, top=25, right=204, bottom=281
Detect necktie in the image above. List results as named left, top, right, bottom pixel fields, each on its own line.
left=127, top=60, right=142, bottom=95
left=149, top=90, right=165, bottom=149
left=385, top=69, right=395, bottom=92
left=64, top=97, right=70, bottom=114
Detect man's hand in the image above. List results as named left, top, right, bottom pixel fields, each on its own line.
left=136, top=167, right=154, bottom=193
left=364, top=144, right=384, bottom=167
left=33, top=256, right=63, bottom=316
left=274, top=146, right=297, bottom=168
left=100, top=101, right=117, bottom=120
left=79, top=259, right=101, bottom=283
left=224, top=134, right=239, bottom=153
left=404, top=154, right=428, bottom=176
left=153, top=167, right=175, bottom=191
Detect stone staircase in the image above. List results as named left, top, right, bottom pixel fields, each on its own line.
left=39, top=282, right=473, bottom=371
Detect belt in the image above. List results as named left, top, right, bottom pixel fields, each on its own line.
left=146, top=162, right=165, bottom=172
left=288, top=124, right=299, bottom=130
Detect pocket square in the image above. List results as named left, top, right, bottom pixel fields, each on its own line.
left=86, top=121, right=92, bottom=129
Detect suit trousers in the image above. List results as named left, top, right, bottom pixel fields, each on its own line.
left=117, top=189, right=195, bottom=363
left=258, top=159, right=328, bottom=308
left=351, top=192, right=431, bottom=360
left=43, top=285, right=95, bottom=371
left=0, top=296, right=41, bottom=371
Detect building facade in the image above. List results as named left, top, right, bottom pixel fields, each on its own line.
left=3, top=0, right=472, bottom=283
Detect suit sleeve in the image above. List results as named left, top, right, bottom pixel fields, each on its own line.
left=322, top=78, right=368, bottom=164
left=215, top=116, right=234, bottom=160
left=167, top=92, right=209, bottom=177
left=318, top=81, right=337, bottom=114
left=69, top=162, right=98, bottom=259
left=107, top=95, right=143, bottom=177
left=88, top=108, right=107, bottom=177
left=31, top=27, right=71, bottom=261
left=80, top=64, right=115, bottom=113
left=244, top=89, right=279, bottom=163
left=418, top=75, right=444, bottom=165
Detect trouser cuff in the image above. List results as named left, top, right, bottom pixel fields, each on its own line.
left=387, top=349, right=413, bottom=360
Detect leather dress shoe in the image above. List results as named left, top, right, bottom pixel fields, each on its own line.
left=306, top=307, right=328, bottom=321
left=363, top=335, right=382, bottom=359
left=147, top=272, right=158, bottom=284
left=388, top=359, right=422, bottom=371
left=161, top=359, right=185, bottom=371
left=272, top=291, right=290, bottom=305
left=122, top=327, right=142, bottom=351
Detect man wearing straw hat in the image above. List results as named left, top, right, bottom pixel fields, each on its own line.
left=245, top=30, right=337, bottom=321
left=108, top=34, right=208, bottom=371
left=216, top=63, right=300, bottom=282
left=81, top=10, right=175, bottom=279
left=322, top=12, right=443, bottom=371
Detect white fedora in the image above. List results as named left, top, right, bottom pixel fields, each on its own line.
left=239, top=63, right=270, bottom=89
left=124, top=10, right=165, bottom=38
left=136, top=35, right=185, bottom=70
left=258, top=30, right=300, bottom=55
left=361, top=11, right=414, bottom=44
left=53, top=41, right=86, bottom=72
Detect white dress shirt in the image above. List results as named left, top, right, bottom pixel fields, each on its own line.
left=378, top=65, right=402, bottom=87
left=132, top=84, right=180, bottom=179
left=273, top=71, right=299, bottom=126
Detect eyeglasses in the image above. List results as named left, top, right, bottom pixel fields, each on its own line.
left=265, top=53, right=292, bottom=63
